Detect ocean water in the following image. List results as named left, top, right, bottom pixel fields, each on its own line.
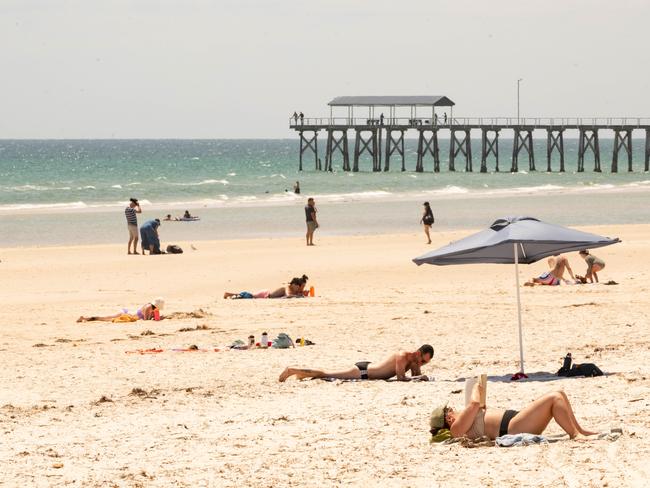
left=0, top=139, right=649, bottom=246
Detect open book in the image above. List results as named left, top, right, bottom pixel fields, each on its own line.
left=464, top=374, right=487, bottom=408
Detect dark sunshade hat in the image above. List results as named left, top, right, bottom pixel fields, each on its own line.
left=130, top=197, right=139, bottom=204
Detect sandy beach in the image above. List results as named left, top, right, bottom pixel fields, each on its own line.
left=1, top=224, right=649, bottom=487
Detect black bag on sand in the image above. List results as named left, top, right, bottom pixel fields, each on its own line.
left=557, top=363, right=604, bottom=377
left=166, top=244, right=183, bottom=254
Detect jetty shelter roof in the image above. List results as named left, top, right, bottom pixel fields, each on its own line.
left=328, top=96, right=455, bottom=107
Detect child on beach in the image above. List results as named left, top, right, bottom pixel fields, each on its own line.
left=77, top=298, right=165, bottom=322
left=578, top=250, right=605, bottom=283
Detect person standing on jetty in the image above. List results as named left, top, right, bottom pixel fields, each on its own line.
left=125, top=198, right=142, bottom=255
left=305, top=197, right=318, bottom=246
left=421, top=201, right=435, bottom=244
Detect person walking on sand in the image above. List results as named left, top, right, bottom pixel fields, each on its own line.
left=305, top=197, right=318, bottom=246
left=279, top=344, right=433, bottom=382
left=125, top=198, right=142, bottom=255
left=578, top=250, right=605, bottom=283
left=421, top=201, right=435, bottom=244
left=294, top=181, right=301, bottom=194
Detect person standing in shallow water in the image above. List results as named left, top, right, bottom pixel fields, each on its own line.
left=305, top=197, right=318, bottom=246
left=421, top=201, right=434, bottom=244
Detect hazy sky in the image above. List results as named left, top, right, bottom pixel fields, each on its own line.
left=2, top=0, right=649, bottom=138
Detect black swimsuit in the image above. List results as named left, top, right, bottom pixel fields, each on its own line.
left=499, top=409, right=519, bottom=436
left=355, top=361, right=371, bottom=380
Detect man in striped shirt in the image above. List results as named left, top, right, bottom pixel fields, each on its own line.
left=125, top=198, right=142, bottom=254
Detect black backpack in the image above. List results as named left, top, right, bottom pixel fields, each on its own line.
left=166, top=244, right=183, bottom=254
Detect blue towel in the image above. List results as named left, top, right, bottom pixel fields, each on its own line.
left=496, top=434, right=547, bottom=447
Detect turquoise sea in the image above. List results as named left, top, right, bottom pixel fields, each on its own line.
left=1, top=139, right=649, bottom=246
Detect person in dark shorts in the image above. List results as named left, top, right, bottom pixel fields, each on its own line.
left=429, top=385, right=597, bottom=441
left=125, top=198, right=142, bottom=255
left=278, top=345, right=433, bottom=382
left=305, top=197, right=318, bottom=246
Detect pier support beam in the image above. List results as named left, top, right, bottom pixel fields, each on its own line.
left=353, top=129, right=378, bottom=172
left=480, top=129, right=500, bottom=173
left=546, top=129, right=565, bottom=172
left=646, top=129, right=650, bottom=172
left=612, top=128, right=633, bottom=173
left=325, top=129, right=349, bottom=172
left=385, top=129, right=406, bottom=172
left=578, top=128, right=601, bottom=172
left=511, top=128, right=535, bottom=172
left=298, top=130, right=319, bottom=171
left=449, top=128, right=472, bottom=172
left=416, top=129, right=440, bottom=172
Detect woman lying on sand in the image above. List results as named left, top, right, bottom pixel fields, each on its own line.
left=77, top=297, right=165, bottom=322
left=525, top=255, right=577, bottom=286
left=223, top=275, right=308, bottom=299
left=430, top=384, right=597, bottom=441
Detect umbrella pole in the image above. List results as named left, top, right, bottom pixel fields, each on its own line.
left=514, top=243, right=525, bottom=374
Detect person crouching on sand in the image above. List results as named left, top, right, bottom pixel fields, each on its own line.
left=578, top=250, right=605, bottom=283
left=429, top=383, right=597, bottom=441
left=279, top=344, right=433, bottom=382
left=77, top=297, right=165, bottom=322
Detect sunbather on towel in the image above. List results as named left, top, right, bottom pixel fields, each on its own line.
left=429, top=384, right=597, bottom=441
left=224, top=274, right=308, bottom=299
left=278, top=344, right=433, bottom=382
left=525, top=255, right=577, bottom=286
left=77, top=297, right=164, bottom=322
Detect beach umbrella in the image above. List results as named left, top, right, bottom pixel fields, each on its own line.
left=412, top=216, right=620, bottom=378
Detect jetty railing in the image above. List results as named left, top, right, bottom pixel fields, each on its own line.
left=290, top=117, right=650, bottom=129
left=290, top=116, right=650, bottom=173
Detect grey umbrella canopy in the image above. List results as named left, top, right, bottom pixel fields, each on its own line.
left=413, top=216, right=620, bottom=376
left=413, top=217, right=621, bottom=266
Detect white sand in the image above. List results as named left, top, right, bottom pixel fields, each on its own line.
left=1, top=225, right=649, bottom=486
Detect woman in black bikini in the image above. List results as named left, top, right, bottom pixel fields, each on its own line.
left=420, top=202, right=434, bottom=244
left=430, top=384, right=597, bottom=440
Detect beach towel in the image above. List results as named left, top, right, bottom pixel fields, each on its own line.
left=429, top=429, right=453, bottom=443
left=111, top=314, right=139, bottom=323
left=272, top=333, right=294, bottom=349
left=496, top=434, right=547, bottom=447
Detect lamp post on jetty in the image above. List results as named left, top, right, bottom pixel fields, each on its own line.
left=517, top=78, right=523, bottom=124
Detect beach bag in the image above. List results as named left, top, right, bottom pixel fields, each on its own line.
left=166, top=244, right=183, bottom=254
left=557, top=363, right=603, bottom=377
left=272, top=333, right=294, bottom=349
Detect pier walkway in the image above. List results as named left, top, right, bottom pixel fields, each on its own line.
left=290, top=96, right=650, bottom=173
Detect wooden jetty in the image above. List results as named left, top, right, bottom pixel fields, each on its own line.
left=290, top=96, right=650, bottom=173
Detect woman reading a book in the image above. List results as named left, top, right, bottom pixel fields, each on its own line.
left=429, top=384, right=597, bottom=440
